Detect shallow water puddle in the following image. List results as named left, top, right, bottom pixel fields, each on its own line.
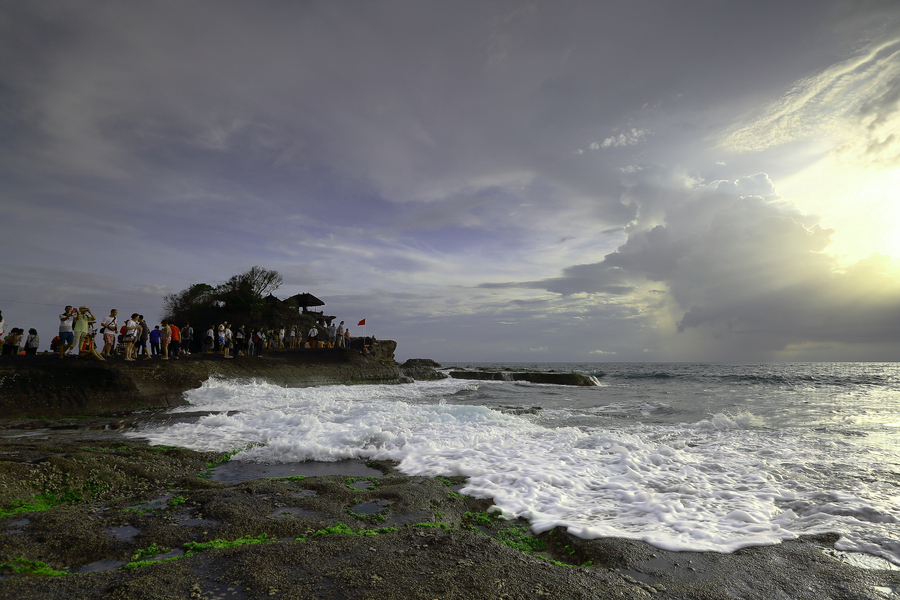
left=209, top=460, right=380, bottom=483
left=124, top=492, right=176, bottom=513
left=105, top=525, right=141, bottom=541
left=351, top=499, right=392, bottom=515
left=6, top=518, right=29, bottom=534
left=348, top=480, right=375, bottom=490
left=293, top=490, right=316, bottom=499
left=77, top=559, right=127, bottom=573
left=173, top=512, right=221, bottom=527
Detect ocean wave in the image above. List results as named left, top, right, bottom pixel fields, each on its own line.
left=127, top=378, right=900, bottom=564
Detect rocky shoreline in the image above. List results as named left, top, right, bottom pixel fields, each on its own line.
left=1, top=353, right=898, bottom=598
left=0, top=419, right=897, bottom=599
left=0, top=342, right=445, bottom=419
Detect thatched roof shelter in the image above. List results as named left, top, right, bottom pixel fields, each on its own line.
left=289, top=292, right=325, bottom=313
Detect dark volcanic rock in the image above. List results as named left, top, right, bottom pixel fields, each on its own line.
left=449, top=370, right=597, bottom=386
left=0, top=342, right=440, bottom=418
left=0, top=433, right=896, bottom=600
left=399, top=358, right=447, bottom=382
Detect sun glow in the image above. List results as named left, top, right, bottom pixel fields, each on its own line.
left=780, top=154, right=900, bottom=262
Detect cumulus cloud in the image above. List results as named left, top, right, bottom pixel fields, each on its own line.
left=590, top=128, right=650, bottom=150
left=493, top=173, right=900, bottom=357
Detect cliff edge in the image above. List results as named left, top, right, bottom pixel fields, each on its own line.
left=0, top=341, right=444, bottom=418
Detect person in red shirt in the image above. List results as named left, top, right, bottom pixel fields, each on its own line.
left=169, top=323, right=181, bottom=359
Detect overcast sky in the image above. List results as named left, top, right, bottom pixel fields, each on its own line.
left=2, top=0, right=900, bottom=362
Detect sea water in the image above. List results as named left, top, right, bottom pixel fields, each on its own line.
left=127, top=362, right=900, bottom=566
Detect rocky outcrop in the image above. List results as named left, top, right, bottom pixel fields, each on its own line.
left=398, top=358, right=448, bottom=383
left=0, top=341, right=441, bottom=418
left=448, top=370, right=599, bottom=386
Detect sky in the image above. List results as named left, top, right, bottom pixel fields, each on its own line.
left=2, top=0, right=900, bottom=362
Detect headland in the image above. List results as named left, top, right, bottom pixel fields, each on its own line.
left=0, top=340, right=444, bottom=419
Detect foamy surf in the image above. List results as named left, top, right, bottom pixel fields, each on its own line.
left=127, top=376, right=900, bottom=565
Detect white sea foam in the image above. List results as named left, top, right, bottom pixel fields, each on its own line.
left=128, top=378, right=900, bottom=564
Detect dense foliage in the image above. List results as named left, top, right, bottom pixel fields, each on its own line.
left=161, top=266, right=318, bottom=337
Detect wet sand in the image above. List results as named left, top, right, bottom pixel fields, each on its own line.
left=1, top=416, right=898, bottom=599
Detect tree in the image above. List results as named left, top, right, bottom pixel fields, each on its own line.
left=162, top=268, right=304, bottom=347
left=219, top=266, right=283, bottom=300
left=162, top=283, right=215, bottom=319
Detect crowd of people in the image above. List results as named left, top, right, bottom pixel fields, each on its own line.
left=0, top=307, right=354, bottom=360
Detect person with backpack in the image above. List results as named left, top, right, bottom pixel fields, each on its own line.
left=181, top=322, right=193, bottom=355
left=123, top=313, right=140, bottom=361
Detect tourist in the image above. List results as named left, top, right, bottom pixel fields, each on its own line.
left=204, top=325, right=214, bottom=353
left=149, top=326, right=161, bottom=355
left=73, top=306, right=97, bottom=356
left=124, top=313, right=140, bottom=361
left=217, top=323, right=226, bottom=353
left=160, top=319, right=171, bottom=360
left=289, top=326, right=297, bottom=348
left=136, top=315, right=151, bottom=360
left=100, top=309, right=118, bottom=356
left=58, top=306, right=77, bottom=357
left=336, top=321, right=345, bottom=348
left=2, top=328, right=23, bottom=355
left=24, top=328, right=39, bottom=355
left=343, top=327, right=350, bottom=349
left=235, top=325, right=246, bottom=356
left=182, top=322, right=193, bottom=355
left=308, top=325, right=318, bottom=347
left=79, top=326, right=106, bottom=361
left=223, top=322, right=233, bottom=359
left=255, top=328, right=265, bottom=356
left=169, top=322, right=181, bottom=359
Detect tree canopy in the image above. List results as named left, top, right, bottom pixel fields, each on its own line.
left=162, top=267, right=308, bottom=332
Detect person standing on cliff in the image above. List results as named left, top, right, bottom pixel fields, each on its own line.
left=123, top=313, right=139, bottom=361
left=149, top=325, right=161, bottom=356
left=100, top=309, right=118, bottom=356
left=327, top=322, right=337, bottom=348
left=73, top=306, right=96, bottom=356
left=159, top=319, right=171, bottom=360
left=169, top=322, right=181, bottom=359
left=217, top=323, right=226, bottom=354
left=182, top=322, right=193, bottom=356
left=58, top=306, right=77, bottom=357
left=235, top=325, right=246, bottom=356
left=204, top=325, right=214, bottom=353
left=24, top=328, right=39, bottom=355
left=307, top=325, right=318, bottom=347
left=136, top=315, right=151, bottom=360
left=336, top=321, right=345, bottom=348
left=223, top=322, right=233, bottom=359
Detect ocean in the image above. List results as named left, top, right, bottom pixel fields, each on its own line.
left=127, top=362, right=900, bottom=568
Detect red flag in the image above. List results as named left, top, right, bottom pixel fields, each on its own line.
left=357, top=319, right=366, bottom=326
